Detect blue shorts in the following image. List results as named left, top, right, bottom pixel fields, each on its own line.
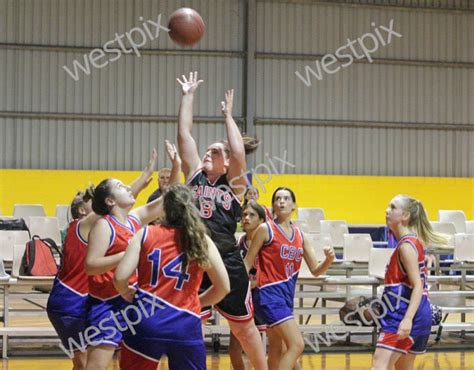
left=47, top=280, right=88, bottom=353
left=253, top=283, right=295, bottom=327
left=122, top=290, right=205, bottom=369
left=86, top=295, right=131, bottom=347
left=48, top=312, right=88, bottom=353
left=122, top=338, right=205, bottom=370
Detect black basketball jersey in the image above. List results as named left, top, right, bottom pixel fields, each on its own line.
left=187, top=169, right=242, bottom=254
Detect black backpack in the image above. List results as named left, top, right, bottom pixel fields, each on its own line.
left=0, top=218, right=30, bottom=236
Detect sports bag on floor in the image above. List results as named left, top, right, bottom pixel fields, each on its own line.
left=20, top=236, right=61, bottom=276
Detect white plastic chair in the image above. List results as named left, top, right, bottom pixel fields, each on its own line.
left=343, top=234, right=373, bottom=262
left=465, top=221, right=474, bottom=234
left=454, top=233, right=474, bottom=263
left=439, top=210, right=466, bottom=233
left=297, top=208, right=325, bottom=233
left=299, top=233, right=333, bottom=279
left=0, top=259, right=9, bottom=280
left=320, top=220, right=349, bottom=246
left=305, top=233, right=333, bottom=261
left=13, top=204, right=46, bottom=220
left=0, top=230, right=30, bottom=262
left=11, top=244, right=26, bottom=278
left=368, top=248, right=394, bottom=279
left=28, top=216, right=62, bottom=246
left=55, top=204, right=71, bottom=230
left=292, top=219, right=309, bottom=233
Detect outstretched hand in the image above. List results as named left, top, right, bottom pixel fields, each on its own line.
left=143, top=148, right=158, bottom=182
left=177, top=71, right=204, bottom=95
left=221, top=89, right=234, bottom=117
left=165, top=140, right=181, bottom=166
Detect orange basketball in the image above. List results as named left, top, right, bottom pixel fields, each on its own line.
left=168, top=8, right=205, bottom=47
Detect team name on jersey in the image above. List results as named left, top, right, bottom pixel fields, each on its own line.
left=280, top=244, right=304, bottom=262
left=191, top=184, right=233, bottom=210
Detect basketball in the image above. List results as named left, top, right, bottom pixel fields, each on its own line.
left=168, top=8, right=205, bottom=47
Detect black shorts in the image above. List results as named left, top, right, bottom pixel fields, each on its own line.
left=200, top=249, right=253, bottom=322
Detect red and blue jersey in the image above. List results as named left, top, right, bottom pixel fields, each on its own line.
left=123, top=224, right=205, bottom=352
left=47, top=219, right=88, bottom=317
left=88, top=214, right=141, bottom=300
left=263, top=206, right=273, bottom=222
left=381, top=235, right=431, bottom=336
left=137, top=224, right=203, bottom=316
left=58, top=219, right=89, bottom=294
left=256, top=221, right=304, bottom=289
left=252, top=221, right=304, bottom=327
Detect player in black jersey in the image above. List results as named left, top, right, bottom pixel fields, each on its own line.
left=177, top=72, right=267, bottom=370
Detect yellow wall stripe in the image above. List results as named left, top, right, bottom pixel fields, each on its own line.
left=0, top=170, right=472, bottom=224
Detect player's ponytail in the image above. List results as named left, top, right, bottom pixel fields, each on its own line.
left=91, top=178, right=114, bottom=216
left=70, top=184, right=96, bottom=220
left=219, top=135, right=261, bottom=157
left=163, top=184, right=210, bottom=267
left=398, top=195, right=448, bottom=246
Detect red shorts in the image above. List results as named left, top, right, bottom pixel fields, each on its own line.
left=120, top=345, right=158, bottom=370
left=376, top=331, right=429, bottom=355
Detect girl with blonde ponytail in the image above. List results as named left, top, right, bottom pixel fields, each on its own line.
left=114, top=184, right=230, bottom=370
left=372, top=195, right=447, bottom=370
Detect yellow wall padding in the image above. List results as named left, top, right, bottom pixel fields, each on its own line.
left=0, top=170, right=472, bottom=224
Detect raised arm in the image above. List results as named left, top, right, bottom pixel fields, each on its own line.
left=177, top=72, right=203, bottom=180
left=130, top=195, right=164, bottom=226
left=244, top=223, right=269, bottom=272
left=397, top=243, right=423, bottom=339
left=114, top=229, right=143, bottom=299
left=85, top=219, right=124, bottom=276
left=129, top=148, right=158, bottom=197
left=165, top=140, right=182, bottom=185
left=199, top=236, right=230, bottom=307
left=302, top=232, right=335, bottom=277
left=221, top=90, right=247, bottom=199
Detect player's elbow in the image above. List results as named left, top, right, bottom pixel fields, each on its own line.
left=84, top=260, right=98, bottom=276
left=113, top=275, right=125, bottom=292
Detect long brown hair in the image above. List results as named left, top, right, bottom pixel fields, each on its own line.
left=219, top=136, right=261, bottom=157
left=164, top=184, right=210, bottom=267
left=397, top=194, right=448, bottom=246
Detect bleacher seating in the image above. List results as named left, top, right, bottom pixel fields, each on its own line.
left=439, top=210, right=467, bottom=233
left=298, top=208, right=325, bottom=233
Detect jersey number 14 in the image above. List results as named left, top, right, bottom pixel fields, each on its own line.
left=147, top=249, right=190, bottom=291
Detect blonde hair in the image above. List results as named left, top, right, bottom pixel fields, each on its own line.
left=397, top=194, right=448, bottom=246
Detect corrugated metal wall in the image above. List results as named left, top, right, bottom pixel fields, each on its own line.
left=0, top=0, right=244, bottom=170
left=252, top=0, right=473, bottom=176
left=0, top=0, right=472, bottom=176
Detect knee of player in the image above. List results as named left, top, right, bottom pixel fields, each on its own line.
left=231, top=321, right=256, bottom=340
left=288, top=336, right=304, bottom=355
